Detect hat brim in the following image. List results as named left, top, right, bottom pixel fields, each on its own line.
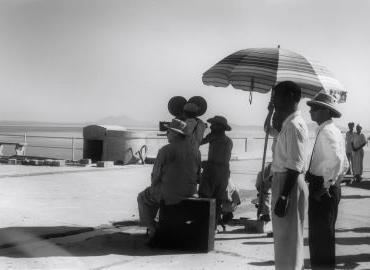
left=307, top=100, right=341, bottom=118
left=207, top=119, right=232, bottom=131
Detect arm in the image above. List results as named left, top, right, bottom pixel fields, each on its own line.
left=281, top=169, right=300, bottom=197
left=151, top=148, right=166, bottom=186
left=264, top=102, right=275, bottom=135
left=200, top=132, right=213, bottom=145
left=274, top=124, right=307, bottom=217
left=354, top=134, right=367, bottom=151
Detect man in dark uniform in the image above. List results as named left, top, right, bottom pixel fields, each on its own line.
left=199, top=115, right=233, bottom=228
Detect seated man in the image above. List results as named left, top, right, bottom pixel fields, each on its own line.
left=137, top=119, right=201, bottom=241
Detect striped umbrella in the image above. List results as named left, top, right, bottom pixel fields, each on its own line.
left=202, top=47, right=347, bottom=219
left=202, top=47, right=347, bottom=103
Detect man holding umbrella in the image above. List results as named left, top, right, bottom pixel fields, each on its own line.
left=270, top=81, right=309, bottom=270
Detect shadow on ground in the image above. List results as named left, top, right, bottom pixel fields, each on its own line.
left=341, top=194, right=370, bottom=199
left=0, top=226, right=193, bottom=258
left=336, top=227, right=370, bottom=233
left=249, top=254, right=370, bottom=269
left=347, top=179, right=370, bottom=190
left=0, top=226, right=94, bottom=249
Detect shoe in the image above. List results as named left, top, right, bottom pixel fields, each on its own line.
left=260, top=214, right=271, bottom=222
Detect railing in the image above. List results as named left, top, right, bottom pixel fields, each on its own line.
left=0, top=131, right=365, bottom=162
left=0, top=133, right=83, bottom=161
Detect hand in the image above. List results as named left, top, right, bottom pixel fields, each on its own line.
left=267, top=102, right=274, bottom=113
left=312, top=187, right=331, bottom=202
left=274, top=196, right=289, bottom=217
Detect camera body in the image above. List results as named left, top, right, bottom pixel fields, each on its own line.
left=159, top=121, right=171, bottom=132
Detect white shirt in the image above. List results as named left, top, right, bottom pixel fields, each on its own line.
left=272, top=111, right=309, bottom=173
left=308, top=119, right=349, bottom=188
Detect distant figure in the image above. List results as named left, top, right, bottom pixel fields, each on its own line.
left=345, top=122, right=355, bottom=174
left=306, top=91, right=348, bottom=270
left=137, top=119, right=201, bottom=242
left=199, top=115, right=233, bottom=229
left=270, top=81, right=309, bottom=270
left=352, top=124, right=367, bottom=182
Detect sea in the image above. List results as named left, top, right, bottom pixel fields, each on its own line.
left=0, top=125, right=273, bottom=161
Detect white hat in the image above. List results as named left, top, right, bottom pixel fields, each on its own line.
left=307, top=90, right=341, bottom=118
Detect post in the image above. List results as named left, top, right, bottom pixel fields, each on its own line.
left=72, top=137, right=75, bottom=161
left=23, top=132, right=27, bottom=156
left=245, top=138, right=248, bottom=152
left=257, top=90, right=274, bottom=219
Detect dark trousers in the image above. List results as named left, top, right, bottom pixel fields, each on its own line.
left=309, top=184, right=341, bottom=270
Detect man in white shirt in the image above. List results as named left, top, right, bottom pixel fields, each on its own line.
left=270, top=81, right=309, bottom=270
left=306, top=91, right=348, bottom=270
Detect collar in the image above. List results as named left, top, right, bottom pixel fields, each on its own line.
left=281, top=110, right=301, bottom=130
left=318, top=119, right=333, bottom=132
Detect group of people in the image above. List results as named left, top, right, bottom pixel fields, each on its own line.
left=345, top=122, right=367, bottom=182
left=137, top=96, right=237, bottom=244
left=137, top=81, right=358, bottom=270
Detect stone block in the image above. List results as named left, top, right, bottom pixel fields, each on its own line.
left=51, top=160, right=66, bottom=167
left=79, top=159, right=92, bottom=165
left=97, top=161, right=114, bottom=168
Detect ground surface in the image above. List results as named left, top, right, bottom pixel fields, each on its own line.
left=0, top=152, right=369, bottom=270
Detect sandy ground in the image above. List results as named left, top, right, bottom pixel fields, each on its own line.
left=0, top=152, right=369, bottom=270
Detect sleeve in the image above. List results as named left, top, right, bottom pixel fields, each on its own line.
left=151, top=147, right=167, bottom=186
left=285, top=124, right=307, bottom=172
left=320, top=129, right=343, bottom=187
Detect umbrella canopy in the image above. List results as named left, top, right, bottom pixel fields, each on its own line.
left=202, top=47, right=347, bottom=102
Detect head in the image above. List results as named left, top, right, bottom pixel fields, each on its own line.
left=272, top=81, right=301, bottom=131
left=207, top=115, right=231, bottom=134
left=348, top=122, right=354, bottom=131
left=307, top=91, right=341, bottom=125
left=356, top=124, right=362, bottom=134
left=165, top=119, right=187, bottom=143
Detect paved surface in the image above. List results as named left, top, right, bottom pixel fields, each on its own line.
left=0, top=154, right=369, bottom=269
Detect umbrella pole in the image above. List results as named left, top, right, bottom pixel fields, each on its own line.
left=257, top=90, right=274, bottom=219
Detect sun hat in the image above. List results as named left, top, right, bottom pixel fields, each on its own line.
left=188, top=96, right=207, bottom=117
left=168, top=96, right=187, bottom=117
left=164, top=119, right=187, bottom=135
left=207, top=115, right=232, bottom=131
left=306, top=90, right=341, bottom=118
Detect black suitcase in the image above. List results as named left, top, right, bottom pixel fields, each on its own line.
left=154, top=198, right=215, bottom=252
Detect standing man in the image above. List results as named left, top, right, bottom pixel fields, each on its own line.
left=137, top=119, right=201, bottom=241
left=352, top=124, right=367, bottom=182
left=345, top=122, right=354, bottom=175
left=306, top=91, right=348, bottom=270
left=270, top=81, right=309, bottom=270
left=199, top=115, right=233, bottom=228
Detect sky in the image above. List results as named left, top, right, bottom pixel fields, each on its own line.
left=0, top=0, right=369, bottom=129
